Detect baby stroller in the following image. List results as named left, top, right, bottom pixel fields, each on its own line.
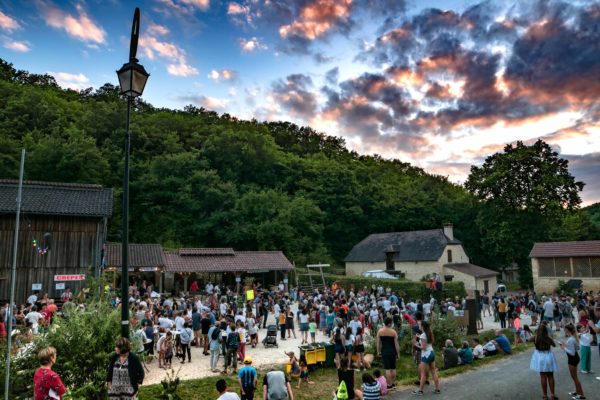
left=263, top=325, right=278, bottom=347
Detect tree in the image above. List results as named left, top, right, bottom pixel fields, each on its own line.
left=465, top=140, right=586, bottom=287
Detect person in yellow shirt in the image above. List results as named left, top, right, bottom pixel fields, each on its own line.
left=279, top=311, right=287, bottom=340
left=497, top=298, right=508, bottom=329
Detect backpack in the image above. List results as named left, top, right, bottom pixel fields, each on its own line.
left=335, top=380, right=349, bottom=400
left=227, top=331, right=239, bottom=349
left=211, top=327, right=220, bottom=341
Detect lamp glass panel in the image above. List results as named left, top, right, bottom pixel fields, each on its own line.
left=132, top=69, right=148, bottom=96
left=118, top=69, right=132, bottom=94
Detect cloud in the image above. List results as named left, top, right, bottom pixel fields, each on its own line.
left=139, top=30, right=198, bottom=77
left=279, top=0, right=353, bottom=40
left=41, top=2, right=106, bottom=45
left=147, top=23, right=170, bottom=36
left=179, top=94, right=229, bottom=111
left=208, top=69, right=238, bottom=82
left=48, top=71, right=90, bottom=90
left=157, top=0, right=210, bottom=13
left=3, top=39, right=30, bottom=52
left=271, top=73, right=318, bottom=119
left=0, top=10, right=21, bottom=32
left=239, top=37, right=268, bottom=52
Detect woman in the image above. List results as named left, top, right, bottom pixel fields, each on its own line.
left=354, top=327, right=365, bottom=370
left=497, top=298, right=508, bottom=329
left=530, top=321, right=559, bottom=400
left=332, top=320, right=346, bottom=368
left=376, top=317, right=399, bottom=390
left=106, top=338, right=145, bottom=399
left=286, top=308, right=296, bottom=339
left=412, top=320, right=440, bottom=396
left=179, top=321, right=193, bottom=364
left=344, top=327, right=354, bottom=369
left=299, top=308, right=309, bottom=344
left=561, top=324, right=585, bottom=400
left=33, top=347, right=66, bottom=400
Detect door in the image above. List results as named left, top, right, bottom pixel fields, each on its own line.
left=483, top=280, right=489, bottom=294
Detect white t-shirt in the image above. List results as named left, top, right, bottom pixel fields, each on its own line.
left=473, top=344, right=484, bottom=359
left=175, top=316, right=185, bottom=331
left=159, top=317, right=173, bottom=329
left=349, top=320, right=362, bottom=336
left=580, top=332, right=592, bottom=347
left=27, top=295, right=37, bottom=305
left=220, top=303, right=227, bottom=316
left=299, top=313, right=309, bottom=324
left=419, top=332, right=433, bottom=357
left=423, top=303, right=431, bottom=315
left=26, top=311, right=43, bottom=325
left=218, top=391, right=241, bottom=400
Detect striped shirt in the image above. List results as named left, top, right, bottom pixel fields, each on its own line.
left=362, top=381, right=381, bottom=400
left=238, top=366, right=257, bottom=388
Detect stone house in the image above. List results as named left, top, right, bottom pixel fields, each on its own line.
left=344, top=224, right=499, bottom=294
left=530, top=240, right=600, bottom=293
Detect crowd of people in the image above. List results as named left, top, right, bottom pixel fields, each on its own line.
left=9, top=278, right=600, bottom=400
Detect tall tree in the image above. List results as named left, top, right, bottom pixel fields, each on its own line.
left=465, top=140, right=586, bottom=286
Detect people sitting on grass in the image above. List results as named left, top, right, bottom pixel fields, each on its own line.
left=442, top=339, right=459, bottom=369
left=472, top=338, right=484, bottom=360
left=482, top=337, right=498, bottom=356
left=356, top=372, right=381, bottom=400
left=372, top=370, right=387, bottom=397
left=494, top=330, right=512, bottom=354
left=457, top=341, right=473, bottom=365
left=519, top=325, right=534, bottom=343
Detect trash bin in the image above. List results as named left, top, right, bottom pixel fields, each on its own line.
left=323, top=342, right=335, bottom=367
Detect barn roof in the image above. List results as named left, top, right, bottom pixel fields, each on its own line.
left=0, top=180, right=112, bottom=218
left=444, top=263, right=499, bottom=278
left=164, top=249, right=293, bottom=273
left=105, top=243, right=166, bottom=269
left=344, top=229, right=461, bottom=262
left=529, top=241, right=600, bottom=258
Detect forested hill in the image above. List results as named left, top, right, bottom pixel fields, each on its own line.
left=585, top=203, right=600, bottom=229
left=0, top=59, right=597, bottom=279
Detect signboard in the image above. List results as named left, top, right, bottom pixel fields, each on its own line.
left=55, top=283, right=65, bottom=290
left=32, top=283, right=42, bottom=291
left=246, top=289, right=254, bottom=300
left=138, top=267, right=157, bottom=272
left=54, top=274, right=85, bottom=282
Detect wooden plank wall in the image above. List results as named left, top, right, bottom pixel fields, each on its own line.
left=0, top=214, right=106, bottom=302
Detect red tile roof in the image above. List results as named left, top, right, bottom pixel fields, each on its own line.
left=165, top=250, right=293, bottom=273
left=179, top=248, right=234, bottom=256
left=106, top=243, right=166, bottom=269
left=529, top=241, right=600, bottom=258
left=444, top=263, right=499, bottom=278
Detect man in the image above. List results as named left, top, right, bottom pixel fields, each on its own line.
left=494, top=330, right=511, bottom=354
left=238, top=356, right=258, bottom=400
left=174, top=311, right=186, bottom=332
left=192, top=307, right=202, bottom=348
left=201, top=311, right=212, bottom=354
left=263, top=369, right=293, bottom=400
left=25, top=306, right=44, bottom=334
left=60, top=288, right=72, bottom=303
left=224, top=322, right=239, bottom=374
left=542, top=297, right=555, bottom=329
left=349, top=314, right=362, bottom=336
left=26, top=292, right=38, bottom=306
left=216, top=378, right=241, bottom=400
left=442, top=339, right=459, bottom=369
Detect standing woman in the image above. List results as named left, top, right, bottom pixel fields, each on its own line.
left=411, top=320, right=440, bottom=396
left=299, top=308, right=310, bottom=344
left=354, top=327, right=365, bottom=370
left=286, top=307, right=296, bottom=339
left=376, top=317, right=399, bottom=390
left=561, top=324, right=585, bottom=400
left=107, top=338, right=145, bottom=400
left=33, top=347, right=66, bottom=400
left=530, top=320, right=559, bottom=400
left=497, top=298, right=508, bottom=329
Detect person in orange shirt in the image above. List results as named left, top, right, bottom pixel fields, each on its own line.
left=279, top=311, right=287, bottom=340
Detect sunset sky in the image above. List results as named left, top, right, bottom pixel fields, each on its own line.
left=1, top=0, right=598, bottom=204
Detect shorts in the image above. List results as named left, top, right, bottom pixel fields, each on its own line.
left=345, top=344, right=353, bottom=353
left=382, top=354, right=397, bottom=370
left=310, top=332, right=316, bottom=338
left=421, top=351, right=435, bottom=364
left=241, top=386, right=255, bottom=400
left=335, top=343, right=345, bottom=354
left=355, top=344, right=365, bottom=353
left=250, top=333, right=257, bottom=340
left=300, top=370, right=309, bottom=379
left=567, top=352, right=580, bottom=367
left=300, top=323, right=309, bottom=332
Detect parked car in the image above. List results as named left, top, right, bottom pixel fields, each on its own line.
left=362, top=270, right=399, bottom=280
left=496, top=284, right=507, bottom=294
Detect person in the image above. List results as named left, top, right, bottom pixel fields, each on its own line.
left=472, top=338, right=484, bottom=360
left=225, top=322, right=240, bottom=374
left=161, top=331, right=174, bottom=369
left=561, top=324, right=585, bottom=400
left=543, top=297, right=555, bottom=329
left=412, top=320, right=440, bottom=396
left=26, top=306, right=44, bottom=334
left=482, top=337, right=498, bottom=356
left=237, top=320, right=247, bottom=362
left=178, top=321, right=193, bottom=364
left=285, top=351, right=301, bottom=383
left=578, top=324, right=592, bottom=374
left=0, top=314, right=6, bottom=339
left=457, top=341, right=473, bottom=365
left=494, top=330, right=511, bottom=354
left=372, top=370, right=387, bottom=397
left=190, top=280, right=199, bottom=294
left=337, top=354, right=356, bottom=400
left=263, top=369, right=294, bottom=400
left=354, top=327, right=365, bottom=370
left=191, top=308, right=202, bottom=349
left=520, top=325, right=534, bottom=343
left=376, top=317, right=399, bottom=389
left=208, top=321, right=221, bottom=372
left=442, top=339, right=458, bottom=369
left=530, top=321, right=558, bottom=400
left=513, top=312, right=522, bottom=344
left=217, top=378, right=241, bottom=400
left=308, top=317, right=317, bottom=344
left=299, top=308, right=309, bottom=344
left=358, top=372, right=381, bottom=400
left=286, top=308, right=296, bottom=339
left=279, top=310, right=287, bottom=341
left=238, top=357, right=258, bottom=400
left=298, top=354, right=314, bottom=388
left=345, top=327, right=355, bottom=369
left=33, top=347, right=66, bottom=400
left=106, top=337, right=145, bottom=400
left=497, top=298, right=507, bottom=329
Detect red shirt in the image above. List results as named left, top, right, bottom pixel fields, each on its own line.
left=33, top=367, right=66, bottom=400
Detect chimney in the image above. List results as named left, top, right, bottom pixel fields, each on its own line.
left=443, top=223, right=454, bottom=240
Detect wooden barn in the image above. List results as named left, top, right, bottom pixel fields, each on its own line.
left=0, top=180, right=112, bottom=302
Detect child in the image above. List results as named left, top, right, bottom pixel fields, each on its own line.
left=472, top=338, right=484, bottom=360
left=309, top=318, right=317, bottom=344
left=373, top=369, right=388, bottom=396
left=162, top=331, right=174, bottom=369
left=579, top=324, right=592, bottom=374
left=298, top=354, right=314, bottom=388
left=285, top=351, right=301, bottom=383
left=513, top=312, right=522, bottom=344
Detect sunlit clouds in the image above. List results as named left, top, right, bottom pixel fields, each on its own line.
left=48, top=71, right=90, bottom=90
left=279, top=0, right=353, bottom=40
left=140, top=26, right=198, bottom=77
left=238, top=37, right=267, bottom=52
left=41, top=3, right=106, bottom=45
left=0, top=10, right=21, bottom=32
left=3, top=39, right=30, bottom=52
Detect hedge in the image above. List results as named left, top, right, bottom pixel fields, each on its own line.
left=332, top=276, right=466, bottom=303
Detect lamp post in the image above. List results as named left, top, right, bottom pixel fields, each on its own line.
left=116, top=7, right=149, bottom=338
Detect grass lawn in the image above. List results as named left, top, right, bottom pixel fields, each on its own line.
left=139, top=336, right=532, bottom=400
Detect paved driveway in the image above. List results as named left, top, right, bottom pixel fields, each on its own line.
left=391, top=346, right=600, bottom=400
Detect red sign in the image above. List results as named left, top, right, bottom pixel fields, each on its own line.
left=54, top=274, right=86, bottom=282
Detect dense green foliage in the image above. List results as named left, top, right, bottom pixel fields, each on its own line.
left=0, top=58, right=597, bottom=281
left=584, top=203, right=600, bottom=228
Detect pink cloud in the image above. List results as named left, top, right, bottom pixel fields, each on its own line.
left=167, top=59, right=199, bottom=77
left=208, top=69, right=238, bottom=82
left=3, top=39, right=29, bottom=52
left=239, top=37, right=267, bottom=52
left=42, top=3, right=106, bottom=44
left=279, top=0, right=352, bottom=40
left=147, top=23, right=170, bottom=36
left=227, top=2, right=248, bottom=15
left=0, top=10, right=21, bottom=32
left=139, top=35, right=198, bottom=77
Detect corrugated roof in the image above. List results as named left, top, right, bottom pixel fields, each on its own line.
left=344, top=229, right=461, bottom=262
left=165, top=250, right=293, bottom=273
left=444, top=263, right=499, bottom=278
left=529, top=241, right=600, bottom=258
left=106, top=243, right=166, bottom=268
left=0, top=180, right=112, bottom=217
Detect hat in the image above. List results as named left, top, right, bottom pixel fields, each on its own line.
left=244, top=356, right=252, bottom=364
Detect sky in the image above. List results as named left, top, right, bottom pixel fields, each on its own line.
left=0, top=0, right=599, bottom=205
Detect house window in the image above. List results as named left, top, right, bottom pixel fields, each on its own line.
left=591, top=257, right=600, bottom=277
left=447, top=249, right=452, bottom=263
left=538, top=258, right=555, bottom=277
left=555, top=257, right=571, bottom=277
left=573, top=257, right=591, bottom=277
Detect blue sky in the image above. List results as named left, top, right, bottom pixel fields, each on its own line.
left=1, top=0, right=599, bottom=205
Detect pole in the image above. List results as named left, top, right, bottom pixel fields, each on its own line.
left=121, top=97, right=131, bottom=338
left=5, top=149, right=25, bottom=400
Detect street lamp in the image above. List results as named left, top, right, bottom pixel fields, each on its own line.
left=116, top=7, right=149, bottom=338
